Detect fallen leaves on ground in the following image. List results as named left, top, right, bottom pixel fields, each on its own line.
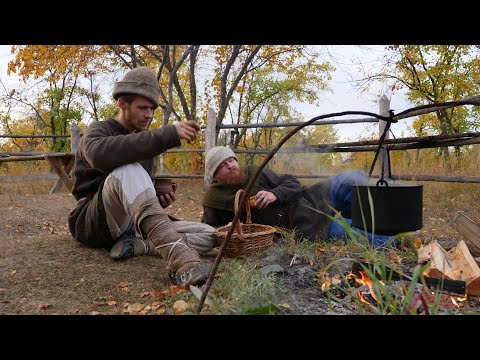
left=123, top=303, right=144, bottom=314
left=173, top=300, right=188, bottom=314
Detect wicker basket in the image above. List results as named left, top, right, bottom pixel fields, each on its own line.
left=215, top=189, right=277, bottom=258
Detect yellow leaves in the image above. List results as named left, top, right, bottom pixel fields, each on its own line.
left=390, top=45, right=480, bottom=136
left=414, top=237, right=423, bottom=250
left=150, top=285, right=186, bottom=299
left=110, top=284, right=196, bottom=315
left=212, top=45, right=238, bottom=63
left=161, top=145, right=206, bottom=176
left=8, top=45, right=110, bottom=82
left=156, top=307, right=167, bottom=315
left=315, top=271, right=341, bottom=293
left=386, top=252, right=404, bottom=265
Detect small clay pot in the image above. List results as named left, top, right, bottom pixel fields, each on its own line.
left=154, top=178, right=175, bottom=196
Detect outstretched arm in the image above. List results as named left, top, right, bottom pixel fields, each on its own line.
left=174, top=120, right=200, bottom=144
left=252, top=190, right=277, bottom=209
left=255, top=168, right=304, bottom=207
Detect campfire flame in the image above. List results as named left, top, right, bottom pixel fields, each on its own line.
left=347, top=270, right=382, bottom=304
left=357, top=291, right=370, bottom=304
left=450, top=294, right=467, bottom=307
left=343, top=265, right=471, bottom=314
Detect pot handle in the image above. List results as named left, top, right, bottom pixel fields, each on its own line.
left=376, top=179, right=389, bottom=188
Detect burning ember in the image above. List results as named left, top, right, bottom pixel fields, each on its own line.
left=347, top=270, right=383, bottom=304
left=317, top=262, right=472, bottom=315
left=450, top=295, right=467, bottom=307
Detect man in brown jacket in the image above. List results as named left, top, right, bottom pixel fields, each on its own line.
left=68, top=67, right=216, bottom=287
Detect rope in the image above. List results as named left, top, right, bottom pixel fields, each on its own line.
left=155, top=237, right=189, bottom=263
left=368, top=110, right=397, bottom=178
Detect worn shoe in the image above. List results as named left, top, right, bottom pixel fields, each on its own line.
left=110, top=232, right=137, bottom=260
left=169, top=262, right=211, bottom=287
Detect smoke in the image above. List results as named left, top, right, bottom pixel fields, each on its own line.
left=267, top=137, right=339, bottom=184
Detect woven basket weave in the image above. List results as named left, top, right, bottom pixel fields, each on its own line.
left=215, top=189, right=276, bottom=258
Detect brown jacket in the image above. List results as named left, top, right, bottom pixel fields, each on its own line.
left=202, top=166, right=332, bottom=241
left=68, top=119, right=180, bottom=249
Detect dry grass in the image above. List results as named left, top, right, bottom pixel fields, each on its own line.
left=1, top=153, right=480, bottom=315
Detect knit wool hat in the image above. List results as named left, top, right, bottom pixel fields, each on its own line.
left=112, top=67, right=161, bottom=107
left=205, top=146, right=238, bottom=184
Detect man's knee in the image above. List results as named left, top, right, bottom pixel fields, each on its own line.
left=104, top=163, right=155, bottom=204
left=347, top=170, right=367, bottom=185
left=333, top=170, right=367, bottom=186
left=109, top=163, right=152, bottom=185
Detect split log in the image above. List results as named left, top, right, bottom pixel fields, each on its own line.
left=448, top=241, right=480, bottom=296
left=450, top=212, right=480, bottom=252
left=351, top=261, right=466, bottom=296
left=417, top=240, right=480, bottom=296
left=417, top=240, right=457, bottom=279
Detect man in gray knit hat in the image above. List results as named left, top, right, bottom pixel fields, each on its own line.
left=202, top=146, right=396, bottom=248
left=68, top=67, right=216, bottom=287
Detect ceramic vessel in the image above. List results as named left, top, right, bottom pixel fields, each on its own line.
left=154, top=178, right=175, bottom=196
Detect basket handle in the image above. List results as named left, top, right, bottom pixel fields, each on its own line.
left=233, top=189, right=249, bottom=239
left=234, top=189, right=252, bottom=224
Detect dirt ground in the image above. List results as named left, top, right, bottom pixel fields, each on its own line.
left=1, top=179, right=480, bottom=315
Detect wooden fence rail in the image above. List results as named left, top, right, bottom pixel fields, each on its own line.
left=2, top=96, right=480, bottom=191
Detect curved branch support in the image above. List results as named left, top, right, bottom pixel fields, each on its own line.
left=195, top=94, right=480, bottom=314
left=195, top=110, right=388, bottom=313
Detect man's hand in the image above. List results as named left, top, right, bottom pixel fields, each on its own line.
left=254, top=190, right=277, bottom=209
left=174, top=120, right=200, bottom=144
left=158, top=191, right=176, bottom=208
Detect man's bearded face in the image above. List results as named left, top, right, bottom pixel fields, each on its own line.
left=214, top=158, right=245, bottom=184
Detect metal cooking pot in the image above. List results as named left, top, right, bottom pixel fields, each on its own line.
left=351, top=179, right=423, bottom=235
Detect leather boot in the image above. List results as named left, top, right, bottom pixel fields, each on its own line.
left=110, top=232, right=157, bottom=260
left=169, top=262, right=211, bottom=287
left=134, top=199, right=208, bottom=285
left=110, top=232, right=137, bottom=260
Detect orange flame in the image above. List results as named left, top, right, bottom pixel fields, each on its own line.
left=349, top=270, right=384, bottom=305
left=358, top=270, right=382, bottom=303
left=357, top=291, right=370, bottom=304
left=450, top=294, right=467, bottom=307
